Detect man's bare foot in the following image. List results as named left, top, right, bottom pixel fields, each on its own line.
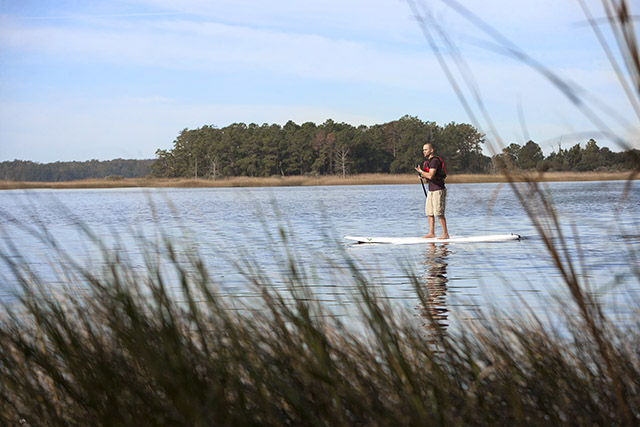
left=422, top=234, right=435, bottom=238
left=437, top=234, right=450, bottom=240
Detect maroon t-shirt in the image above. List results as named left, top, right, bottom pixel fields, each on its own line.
left=423, top=157, right=445, bottom=191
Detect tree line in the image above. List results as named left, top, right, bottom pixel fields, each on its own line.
left=152, top=115, right=637, bottom=179
left=1, top=116, right=636, bottom=182
left=495, top=139, right=638, bottom=172
left=152, top=115, right=489, bottom=179
left=0, top=159, right=154, bottom=182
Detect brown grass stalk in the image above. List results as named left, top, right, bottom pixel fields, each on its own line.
left=0, top=171, right=636, bottom=190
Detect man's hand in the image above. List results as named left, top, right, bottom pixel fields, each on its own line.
left=415, top=166, right=429, bottom=181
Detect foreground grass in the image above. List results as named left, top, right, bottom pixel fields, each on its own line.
left=0, top=171, right=636, bottom=190
left=0, top=214, right=639, bottom=425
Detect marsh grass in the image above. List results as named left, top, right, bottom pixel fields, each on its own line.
left=0, top=171, right=636, bottom=190
left=0, top=214, right=639, bottom=425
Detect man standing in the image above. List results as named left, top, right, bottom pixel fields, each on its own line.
left=414, top=143, right=449, bottom=239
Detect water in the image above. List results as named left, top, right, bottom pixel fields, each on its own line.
left=1, top=181, right=638, bottom=332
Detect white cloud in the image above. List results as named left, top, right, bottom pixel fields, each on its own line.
left=1, top=16, right=441, bottom=89
left=117, top=0, right=420, bottom=42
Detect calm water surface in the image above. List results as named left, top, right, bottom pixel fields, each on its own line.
left=1, top=181, right=638, bottom=331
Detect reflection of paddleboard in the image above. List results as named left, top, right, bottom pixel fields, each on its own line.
left=344, top=234, right=521, bottom=244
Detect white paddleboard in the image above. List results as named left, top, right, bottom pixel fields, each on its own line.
left=344, top=234, right=521, bottom=244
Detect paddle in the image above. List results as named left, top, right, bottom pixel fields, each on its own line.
left=416, top=163, right=428, bottom=198
left=420, top=177, right=428, bottom=198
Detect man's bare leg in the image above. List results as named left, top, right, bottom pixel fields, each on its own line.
left=437, top=216, right=449, bottom=239
left=422, top=215, right=435, bottom=238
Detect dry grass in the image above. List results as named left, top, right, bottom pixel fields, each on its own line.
left=448, top=171, right=637, bottom=183
left=0, top=171, right=635, bottom=190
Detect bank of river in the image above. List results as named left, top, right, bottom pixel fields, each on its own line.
left=0, top=171, right=636, bottom=190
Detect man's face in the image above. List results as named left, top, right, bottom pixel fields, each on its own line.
left=423, top=144, right=433, bottom=158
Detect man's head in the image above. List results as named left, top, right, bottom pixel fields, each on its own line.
left=422, top=143, right=434, bottom=159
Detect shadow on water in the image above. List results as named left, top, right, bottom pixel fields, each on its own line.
left=416, top=242, right=450, bottom=342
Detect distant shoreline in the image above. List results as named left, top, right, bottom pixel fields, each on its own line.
left=0, top=172, right=636, bottom=190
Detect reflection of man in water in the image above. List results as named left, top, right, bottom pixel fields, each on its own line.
left=418, top=243, right=450, bottom=339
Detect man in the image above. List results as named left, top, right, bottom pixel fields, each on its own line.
left=414, top=143, right=449, bottom=239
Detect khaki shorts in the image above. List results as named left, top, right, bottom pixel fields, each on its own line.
left=425, top=188, right=446, bottom=216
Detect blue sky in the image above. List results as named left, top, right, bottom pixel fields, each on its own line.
left=0, top=0, right=637, bottom=162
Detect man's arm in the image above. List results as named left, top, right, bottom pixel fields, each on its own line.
left=415, top=162, right=437, bottom=180
left=421, top=167, right=437, bottom=180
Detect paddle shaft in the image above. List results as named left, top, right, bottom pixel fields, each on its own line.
left=416, top=163, right=428, bottom=198
left=420, top=178, right=428, bottom=198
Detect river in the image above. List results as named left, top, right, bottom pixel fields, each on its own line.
left=1, top=180, right=638, bottom=332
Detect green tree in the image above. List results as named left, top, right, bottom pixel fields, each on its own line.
left=493, top=143, right=521, bottom=171
left=259, top=123, right=283, bottom=176
left=577, top=139, right=602, bottom=171
left=565, top=144, right=583, bottom=170
left=281, top=121, right=316, bottom=175
left=518, top=140, right=544, bottom=170
left=436, top=122, right=485, bottom=173
left=311, top=120, right=340, bottom=175
left=334, top=125, right=358, bottom=178
left=388, top=115, right=431, bottom=173
left=362, top=125, right=393, bottom=173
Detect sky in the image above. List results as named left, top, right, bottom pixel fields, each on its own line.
left=0, top=0, right=638, bottom=162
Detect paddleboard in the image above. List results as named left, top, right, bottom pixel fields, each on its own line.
left=344, top=234, right=521, bottom=244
